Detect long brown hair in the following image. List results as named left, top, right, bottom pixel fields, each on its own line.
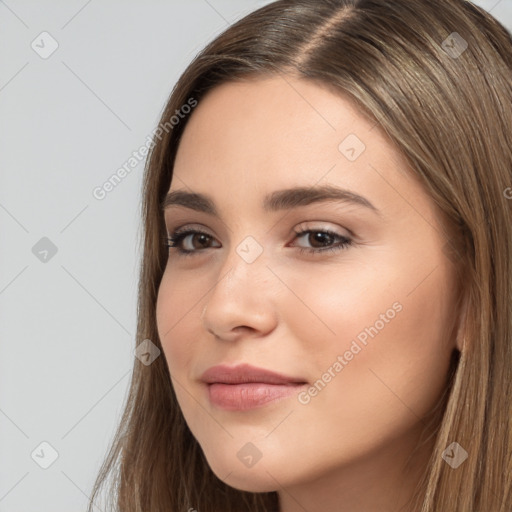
left=87, top=1, right=512, bottom=510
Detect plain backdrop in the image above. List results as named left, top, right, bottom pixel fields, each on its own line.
left=1, top=1, right=510, bottom=510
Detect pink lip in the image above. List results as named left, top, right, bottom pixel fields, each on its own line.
left=200, top=363, right=308, bottom=411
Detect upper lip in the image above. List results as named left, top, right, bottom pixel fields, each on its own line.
left=200, top=363, right=307, bottom=385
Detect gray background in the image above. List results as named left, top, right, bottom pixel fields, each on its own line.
left=1, top=1, right=510, bottom=510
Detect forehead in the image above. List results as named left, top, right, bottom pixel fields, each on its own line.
left=175, top=76, right=406, bottom=179
left=170, top=75, right=440, bottom=229
left=176, top=75, right=377, bottom=165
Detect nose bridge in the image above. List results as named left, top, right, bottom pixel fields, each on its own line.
left=215, top=233, right=270, bottom=293
left=201, top=232, right=277, bottom=337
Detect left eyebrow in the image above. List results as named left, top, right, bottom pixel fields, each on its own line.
left=161, top=184, right=381, bottom=216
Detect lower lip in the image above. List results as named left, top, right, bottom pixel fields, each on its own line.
left=207, top=382, right=307, bottom=411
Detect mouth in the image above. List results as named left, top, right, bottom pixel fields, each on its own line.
left=200, top=363, right=308, bottom=411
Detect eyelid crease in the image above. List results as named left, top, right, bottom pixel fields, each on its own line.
left=165, top=217, right=357, bottom=238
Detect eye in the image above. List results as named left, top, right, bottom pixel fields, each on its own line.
left=165, top=227, right=219, bottom=257
left=165, top=226, right=353, bottom=257
left=291, top=227, right=352, bottom=255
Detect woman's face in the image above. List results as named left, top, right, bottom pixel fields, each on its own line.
left=156, top=76, right=461, bottom=503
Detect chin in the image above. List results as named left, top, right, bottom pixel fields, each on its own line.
left=203, top=451, right=282, bottom=493
left=217, top=470, right=280, bottom=493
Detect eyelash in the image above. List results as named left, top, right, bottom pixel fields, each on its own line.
left=164, top=227, right=352, bottom=257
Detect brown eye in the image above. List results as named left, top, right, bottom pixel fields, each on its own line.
left=166, top=229, right=220, bottom=256
left=291, top=229, right=352, bottom=255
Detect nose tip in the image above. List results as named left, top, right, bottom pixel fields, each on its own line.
left=200, top=259, right=279, bottom=342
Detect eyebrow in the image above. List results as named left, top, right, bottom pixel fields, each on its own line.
left=161, top=185, right=380, bottom=216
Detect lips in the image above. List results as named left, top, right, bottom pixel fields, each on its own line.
left=200, top=363, right=307, bottom=385
left=200, top=363, right=308, bottom=411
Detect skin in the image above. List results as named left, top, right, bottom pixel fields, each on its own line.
left=156, top=75, right=462, bottom=512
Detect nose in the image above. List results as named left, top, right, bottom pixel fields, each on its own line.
left=201, top=247, right=279, bottom=342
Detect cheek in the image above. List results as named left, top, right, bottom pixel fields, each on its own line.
left=275, top=261, right=401, bottom=371
left=285, top=259, right=455, bottom=423
left=155, top=271, right=200, bottom=378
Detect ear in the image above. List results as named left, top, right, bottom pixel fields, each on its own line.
left=452, top=292, right=469, bottom=352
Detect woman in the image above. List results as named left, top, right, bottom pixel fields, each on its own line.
left=88, top=0, right=512, bottom=510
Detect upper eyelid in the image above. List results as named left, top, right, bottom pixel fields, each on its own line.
left=166, top=221, right=349, bottom=234
left=166, top=223, right=351, bottom=243
left=164, top=217, right=357, bottom=234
